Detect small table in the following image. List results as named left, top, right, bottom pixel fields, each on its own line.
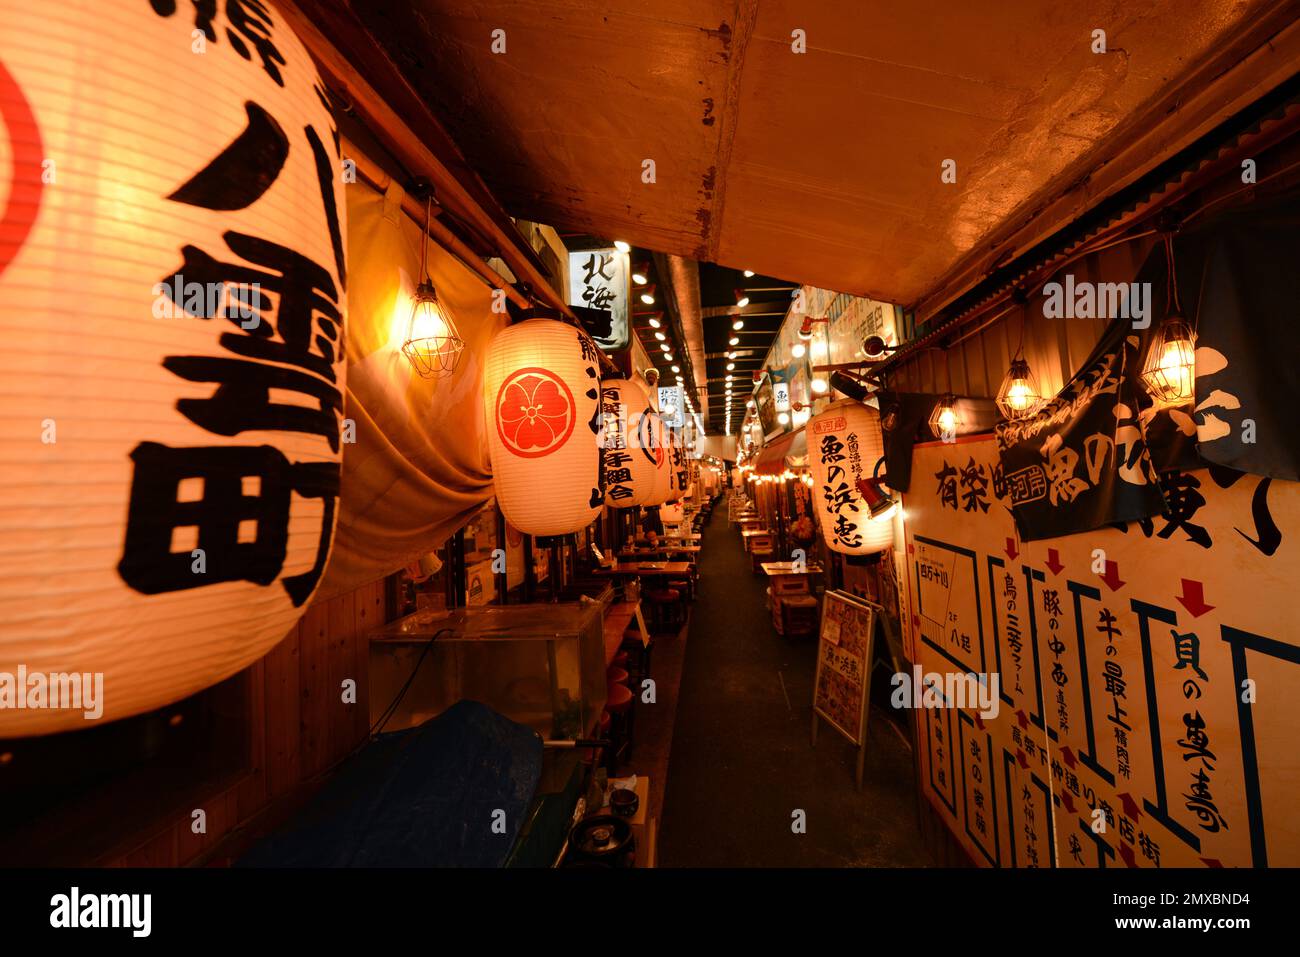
left=594, top=561, right=693, bottom=579
left=760, top=561, right=824, bottom=585
left=618, top=546, right=701, bottom=560
left=740, top=528, right=770, bottom=551
left=761, top=563, right=823, bottom=637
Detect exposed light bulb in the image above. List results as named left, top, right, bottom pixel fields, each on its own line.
left=648, top=317, right=661, bottom=329
left=641, top=293, right=655, bottom=305
left=811, top=378, right=828, bottom=394
left=791, top=343, right=806, bottom=358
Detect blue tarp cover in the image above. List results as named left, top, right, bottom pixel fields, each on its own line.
left=239, top=700, right=544, bottom=868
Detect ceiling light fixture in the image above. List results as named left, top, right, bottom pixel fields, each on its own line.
left=1140, top=232, right=1197, bottom=405
left=401, top=192, right=464, bottom=379
left=734, top=289, right=750, bottom=308
left=614, top=240, right=631, bottom=254
left=996, top=357, right=1043, bottom=420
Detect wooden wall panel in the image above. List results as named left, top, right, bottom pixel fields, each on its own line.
left=99, top=577, right=388, bottom=867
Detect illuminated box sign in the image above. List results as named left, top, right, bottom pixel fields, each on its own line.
left=774, top=380, right=790, bottom=413
left=567, top=247, right=629, bottom=350
left=657, top=386, right=683, bottom=428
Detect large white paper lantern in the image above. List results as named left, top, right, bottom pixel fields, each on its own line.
left=637, top=408, right=670, bottom=509
left=598, top=377, right=657, bottom=507
left=807, top=400, right=894, bottom=555
left=0, top=0, right=347, bottom=736
left=485, top=319, right=602, bottom=539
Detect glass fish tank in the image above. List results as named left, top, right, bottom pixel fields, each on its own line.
left=368, top=601, right=608, bottom=740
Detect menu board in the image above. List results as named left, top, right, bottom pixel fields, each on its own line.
left=812, top=590, right=877, bottom=745
left=903, top=434, right=1300, bottom=867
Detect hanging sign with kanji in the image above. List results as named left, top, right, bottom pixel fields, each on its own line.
left=567, top=247, right=629, bottom=350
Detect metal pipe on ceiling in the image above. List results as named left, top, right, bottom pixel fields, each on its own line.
left=661, top=254, right=709, bottom=412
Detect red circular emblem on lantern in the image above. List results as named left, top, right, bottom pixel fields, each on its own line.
left=0, top=57, right=44, bottom=280
left=496, top=367, right=577, bottom=458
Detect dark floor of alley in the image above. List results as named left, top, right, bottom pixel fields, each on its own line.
left=657, top=506, right=934, bottom=867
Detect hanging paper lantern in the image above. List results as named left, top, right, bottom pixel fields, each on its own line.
left=807, top=400, right=895, bottom=556
left=641, top=411, right=674, bottom=507
left=0, top=0, right=347, bottom=735
left=598, top=378, right=657, bottom=507
left=485, top=318, right=602, bottom=539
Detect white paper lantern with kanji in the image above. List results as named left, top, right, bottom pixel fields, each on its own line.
left=485, top=319, right=603, bottom=539
left=640, top=411, right=673, bottom=507
left=807, top=400, right=895, bottom=555
left=0, top=0, right=347, bottom=735
left=598, top=377, right=658, bottom=508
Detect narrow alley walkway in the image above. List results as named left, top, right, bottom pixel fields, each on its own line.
left=658, top=505, right=934, bottom=867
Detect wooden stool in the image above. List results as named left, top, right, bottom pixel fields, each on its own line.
left=621, top=627, right=653, bottom=686
left=645, top=587, right=683, bottom=633
left=604, top=682, right=635, bottom=770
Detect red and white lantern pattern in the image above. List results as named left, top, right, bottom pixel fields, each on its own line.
left=485, top=319, right=602, bottom=537
left=807, top=399, right=894, bottom=555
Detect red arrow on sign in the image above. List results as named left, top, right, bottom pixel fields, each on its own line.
left=1016, top=749, right=1029, bottom=769
left=1176, top=579, right=1216, bottom=617
left=1045, top=548, right=1064, bottom=575
left=1060, top=791, right=1077, bottom=814
left=1118, top=843, right=1139, bottom=868
left=1060, top=745, right=1077, bottom=769
left=1098, top=560, right=1126, bottom=591
left=1005, top=537, right=1019, bottom=560
left=974, top=712, right=986, bottom=731
left=1015, top=709, right=1030, bottom=729
left=1201, top=857, right=1224, bottom=868
left=1117, top=792, right=1142, bottom=820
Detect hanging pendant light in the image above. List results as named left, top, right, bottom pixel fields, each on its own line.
left=996, top=357, right=1042, bottom=420
left=1140, top=233, right=1197, bottom=405
left=928, top=393, right=961, bottom=439
left=402, top=192, right=464, bottom=378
